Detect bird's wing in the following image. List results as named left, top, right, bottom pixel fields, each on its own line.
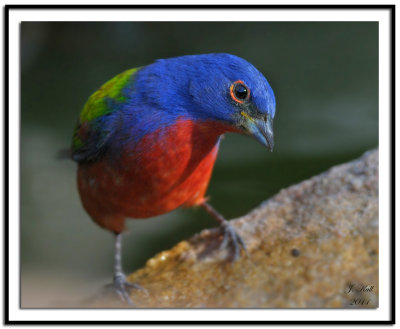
left=71, top=67, right=140, bottom=163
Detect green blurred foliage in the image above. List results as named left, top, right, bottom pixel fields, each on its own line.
left=20, top=22, right=378, bottom=302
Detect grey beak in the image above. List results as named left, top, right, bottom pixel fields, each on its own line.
left=253, top=116, right=274, bottom=151
left=246, top=115, right=274, bottom=151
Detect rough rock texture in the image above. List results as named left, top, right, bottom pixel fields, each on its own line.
left=93, top=150, right=379, bottom=308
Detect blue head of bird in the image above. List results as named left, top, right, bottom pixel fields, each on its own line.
left=134, top=53, right=276, bottom=150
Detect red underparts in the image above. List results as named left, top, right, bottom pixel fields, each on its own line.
left=77, top=119, right=236, bottom=233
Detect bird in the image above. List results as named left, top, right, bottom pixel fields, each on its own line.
left=71, top=53, right=275, bottom=304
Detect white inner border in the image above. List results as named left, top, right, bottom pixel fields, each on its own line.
left=7, top=7, right=391, bottom=322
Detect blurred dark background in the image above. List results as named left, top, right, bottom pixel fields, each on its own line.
left=20, top=21, right=378, bottom=306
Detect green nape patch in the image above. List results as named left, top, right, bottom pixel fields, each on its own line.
left=79, top=67, right=140, bottom=123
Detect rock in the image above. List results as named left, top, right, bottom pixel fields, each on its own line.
left=93, top=150, right=379, bottom=308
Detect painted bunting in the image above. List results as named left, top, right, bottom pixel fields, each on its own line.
left=71, top=53, right=275, bottom=303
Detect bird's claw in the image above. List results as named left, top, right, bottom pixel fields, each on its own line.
left=219, top=221, right=247, bottom=261
left=107, top=272, right=146, bottom=305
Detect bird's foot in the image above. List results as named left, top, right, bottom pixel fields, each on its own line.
left=105, top=272, right=146, bottom=305
left=219, top=220, right=247, bottom=262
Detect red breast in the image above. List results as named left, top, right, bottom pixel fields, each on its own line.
left=77, top=119, right=237, bottom=232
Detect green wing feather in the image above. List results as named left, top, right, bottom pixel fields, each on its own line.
left=71, top=67, right=140, bottom=162
left=79, top=67, right=139, bottom=123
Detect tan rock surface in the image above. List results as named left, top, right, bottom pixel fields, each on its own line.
left=91, top=149, right=379, bottom=308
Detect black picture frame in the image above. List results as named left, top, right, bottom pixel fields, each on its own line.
left=4, top=4, right=395, bottom=325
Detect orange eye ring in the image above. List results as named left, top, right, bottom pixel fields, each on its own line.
left=230, top=80, right=250, bottom=104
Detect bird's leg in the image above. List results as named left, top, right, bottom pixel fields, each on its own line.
left=111, top=232, right=144, bottom=305
left=200, top=202, right=247, bottom=261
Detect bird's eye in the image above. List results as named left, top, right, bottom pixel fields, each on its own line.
left=230, top=80, right=250, bottom=104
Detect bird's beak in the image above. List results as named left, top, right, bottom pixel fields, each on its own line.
left=240, top=111, right=274, bottom=151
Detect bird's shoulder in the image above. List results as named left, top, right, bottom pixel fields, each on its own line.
left=79, top=67, right=140, bottom=123
left=71, top=67, right=141, bottom=162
